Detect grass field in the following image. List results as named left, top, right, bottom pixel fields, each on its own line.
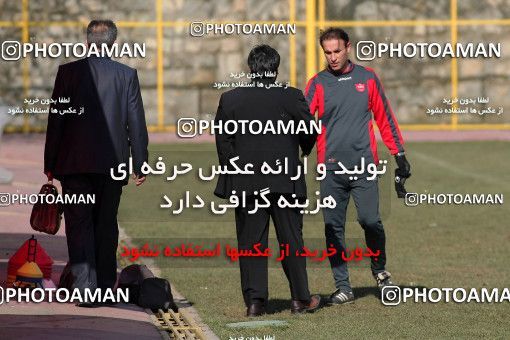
left=118, top=141, right=510, bottom=339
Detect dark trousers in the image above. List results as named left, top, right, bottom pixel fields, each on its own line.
left=61, top=174, right=123, bottom=291
left=235, top=194, right=311, bottom=307
left=321, top=172, right=386, bottom=291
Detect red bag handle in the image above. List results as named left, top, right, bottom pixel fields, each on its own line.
left=28, top=235, right=37, bottom=262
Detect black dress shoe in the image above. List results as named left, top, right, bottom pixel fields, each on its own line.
left=246, top=303, right=266, bottom=317
left=290, top=294, right=321, bottom=314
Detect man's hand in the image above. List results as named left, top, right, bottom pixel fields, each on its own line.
left=394, top=153, right=411, bottom=198
left=394, top=153, right=411, bottom=178
left=132, top=174, right=146, bottom=186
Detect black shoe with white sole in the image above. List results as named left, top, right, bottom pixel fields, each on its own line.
left=374, top=271, right=399, bottom=302
left=329, top=289, right=355, bottom=305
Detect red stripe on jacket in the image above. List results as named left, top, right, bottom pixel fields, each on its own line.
left=367, top=70, right=404, bottom=155
left=305, top=75, right=326, bottom=162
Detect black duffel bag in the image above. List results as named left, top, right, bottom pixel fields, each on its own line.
left=118, top=264, right=178, bottom=312
left=139, top=277, right=178, bottom=312
left=118, top=264, right=155, bottom=303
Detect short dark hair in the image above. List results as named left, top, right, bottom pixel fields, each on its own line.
left=319, top=27, right=349, bottom=47
left=247, top=45, right=280, bottom=77
left=87, top=20, right=117, bottom=47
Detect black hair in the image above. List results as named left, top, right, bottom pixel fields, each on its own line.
left=319, top=27, right=350, bottom=47
left=87, top=20, right=117, bottom=47
left=247, top=45, right=280, bottom=77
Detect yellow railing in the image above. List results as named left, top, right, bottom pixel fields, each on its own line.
left=2, top=0, right=510, bottom=133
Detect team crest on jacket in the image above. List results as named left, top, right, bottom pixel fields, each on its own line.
left=355, top=83, right=366, bottom=92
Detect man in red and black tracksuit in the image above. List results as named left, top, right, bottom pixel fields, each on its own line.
left=305, top=28, right=411, bottom=304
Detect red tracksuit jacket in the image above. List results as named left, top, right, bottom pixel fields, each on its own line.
left=305, top=62, right=405, bottom=169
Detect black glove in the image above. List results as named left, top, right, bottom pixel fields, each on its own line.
left=394, top=153, right=411, bottom=179
left=394, top=153, right=411, bottom=198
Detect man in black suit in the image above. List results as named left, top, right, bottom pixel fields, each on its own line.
left=44, top=20, right=148, bottom=300
left=214, top=45, right=321, bottom=316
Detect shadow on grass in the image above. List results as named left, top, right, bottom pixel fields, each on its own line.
left=266, top=298, right=326, bottom=315
left=174, top=298, right=193, bottom=308
left=264, top=285, right=428, bottom=314
left=351, top=285, right=428, bottom=300
left=352, top=286, right=381, bottom=299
